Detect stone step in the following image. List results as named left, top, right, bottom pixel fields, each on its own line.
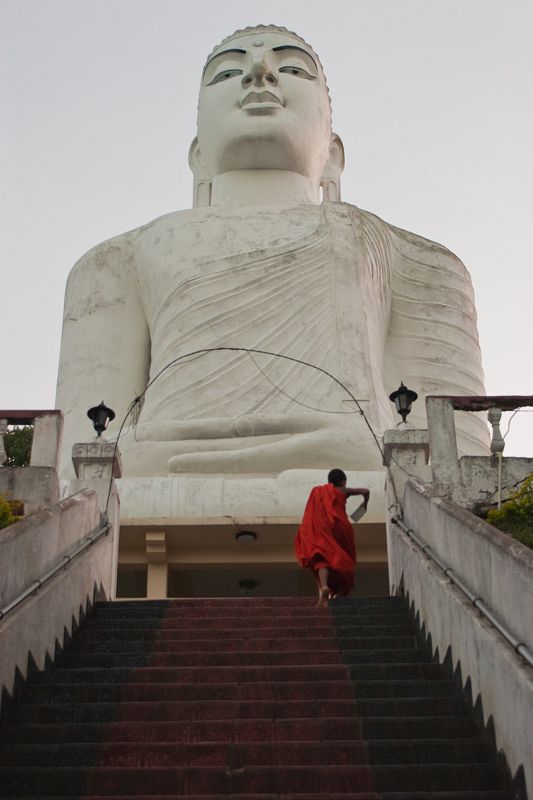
left=79, top=622, right=415, bottom=638
left=57, top=649, right=427, bottom=669
left=82, top=617, right=326, bottom=630
left=0, top=715, right=481, bottom=745
left=33, top=665, right=354, bottom=685
left=34, top=662, right=444, bottom=687
left=83, top=614, right=413, bottom=638
left=3, top=793, right=516, bottom=800
left=57, top=652, right=346, bottom=668
left=0, top=595, right=510, bottom=798
left=0, top=762, right=506, bottom=796
left=18, top=680, right=354, bottom=705
left=0, top=738, right=493, bottom=768
left=10, top=696, right=467, bottom=724
left=84, top=617, right=411, bottom=632
left=347, top=663, right=442, bottom=681
left=67, top=635, right=417, bottom=654
left=93, top=609, right=410, bottom=620
left=97, top=597, right=406, bottom=610
left=18, top=680, right=354, bottom=704
left=331, top=599, right=407, bottom=610
left=341, top=650, right=428, bottom=665
left=17, top=679, right=458, bottom=705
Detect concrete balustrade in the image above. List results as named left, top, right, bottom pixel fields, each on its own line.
left=0, top=488, right=119, bottom=709
left=426, top=395, right=533, bottom=508
left=386, top=478, right=533, bottom=796
left=0, top=410, right=63, bottom=514
left=384, top=396, right=533, bottom=513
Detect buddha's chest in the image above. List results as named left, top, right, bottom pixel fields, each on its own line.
left=134, top=206, right=324, bottom=320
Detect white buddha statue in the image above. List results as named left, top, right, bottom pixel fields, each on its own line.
left=56, top=25, right=488, bottom=480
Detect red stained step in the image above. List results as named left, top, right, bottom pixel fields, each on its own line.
left=0, top=716, right=366, bottom=745
left=0, top=597, right=513, bottom=798
left=19, top=679, right=356, bottom=704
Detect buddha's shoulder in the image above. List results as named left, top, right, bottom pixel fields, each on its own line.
left=134, top=205, right=322, bottom=238
left=68, top=222, right=145, bottom=281
left=351, top=205, right=470, bottom=279
left=133, top=205, right=324, bottom=257
left=72, top=206, right=321, bottom=265
left=67, top=211, right=183, bottom=282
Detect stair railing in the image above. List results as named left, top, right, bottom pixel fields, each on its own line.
left=390, top=516, right=533, bottom=667
left=0, top=519, right=110, bottom=621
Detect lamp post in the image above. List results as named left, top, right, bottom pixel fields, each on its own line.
left=87, top=402, right=115, bottom=437
left=389, top=382, right=418, bottom=425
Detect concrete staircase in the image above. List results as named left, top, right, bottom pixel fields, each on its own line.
left=0, top=597, right=515, bottom=798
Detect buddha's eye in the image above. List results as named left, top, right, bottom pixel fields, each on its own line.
left=207, top=69, right=243, bottom=85
left=279, top=66, right=315, bottom=80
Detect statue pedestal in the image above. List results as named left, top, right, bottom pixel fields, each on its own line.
left=72, top=441, right=122, bottom=481
left=114, top=469, right=388, bottom=598
left=116, top=469, right=386, bottom=523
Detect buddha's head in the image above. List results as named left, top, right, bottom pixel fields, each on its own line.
left=190, top=25, right=344, bottom=205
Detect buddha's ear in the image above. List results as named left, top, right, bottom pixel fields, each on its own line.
left=188, top=137, right=212, bottom=207
left=320, top=133, right=345, bottom=202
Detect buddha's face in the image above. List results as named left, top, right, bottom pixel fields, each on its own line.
left=197, top=31, right=332, bottom=181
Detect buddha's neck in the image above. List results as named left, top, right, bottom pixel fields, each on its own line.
left=210, top=171, right=320, bottom=207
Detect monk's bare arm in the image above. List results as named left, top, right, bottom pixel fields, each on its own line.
left=342, top=487, right=370, bottom=507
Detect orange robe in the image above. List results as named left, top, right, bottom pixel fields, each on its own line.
left=295, top=483, right=356, bottom=596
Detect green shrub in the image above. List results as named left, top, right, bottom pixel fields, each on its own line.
left=487, top=474, right=533, bottom=548
left=3, top=426, right=33, bottom=467
left=0, top=495, right=15, bottom=529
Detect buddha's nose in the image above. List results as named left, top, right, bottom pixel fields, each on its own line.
left=242, top=56, right=278, bottom=88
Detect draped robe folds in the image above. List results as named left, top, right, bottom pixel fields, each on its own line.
left=131, top=203, right=394, bottom=475
left=295, top=483, right=356, bottom=596
left=56, top=201, right=489, bottom=478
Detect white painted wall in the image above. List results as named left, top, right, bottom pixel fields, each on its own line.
left=0, top=490, right=117, bottom=706
left=387, top=479, right=533, bottom=795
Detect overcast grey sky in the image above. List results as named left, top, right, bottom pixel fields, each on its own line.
left=2, top=0, right=532, bottom=455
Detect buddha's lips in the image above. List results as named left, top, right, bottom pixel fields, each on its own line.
left=240, top=90, right=283, bottom=108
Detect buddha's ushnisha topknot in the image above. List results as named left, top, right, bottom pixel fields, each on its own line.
left=205, top=24, right=332, bottom=115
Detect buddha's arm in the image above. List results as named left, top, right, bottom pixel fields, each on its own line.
left=56, top=234, right=150, bottom=478
left=385, top=226, right=489, bottom=455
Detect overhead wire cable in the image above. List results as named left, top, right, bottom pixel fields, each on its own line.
left=246, top=351, right=360, bottom=415
left=103, top=346, right=411, bottom=515
left=503, top=408, right=520, bottom=440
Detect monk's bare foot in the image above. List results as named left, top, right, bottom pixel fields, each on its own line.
left=316, top=586, right=330, bottom=607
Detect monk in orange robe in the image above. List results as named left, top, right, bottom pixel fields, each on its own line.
left=295, top=469, right=370, bottom=606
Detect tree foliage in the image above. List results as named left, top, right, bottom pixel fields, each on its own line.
left=487, top=474, right=533, bottom=549
left=0, top=495, right=15, bottom=529
left=3, top=426, right=33, bottom=467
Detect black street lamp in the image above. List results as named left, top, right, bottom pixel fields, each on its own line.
left=389, top=382, right=418, bottom=424
left=87, top=401, right=115, bottom=437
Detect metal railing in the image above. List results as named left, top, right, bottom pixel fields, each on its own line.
left=391, top=516, right=533, bottom=667
left=0, top=520, right=110, bottom=621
